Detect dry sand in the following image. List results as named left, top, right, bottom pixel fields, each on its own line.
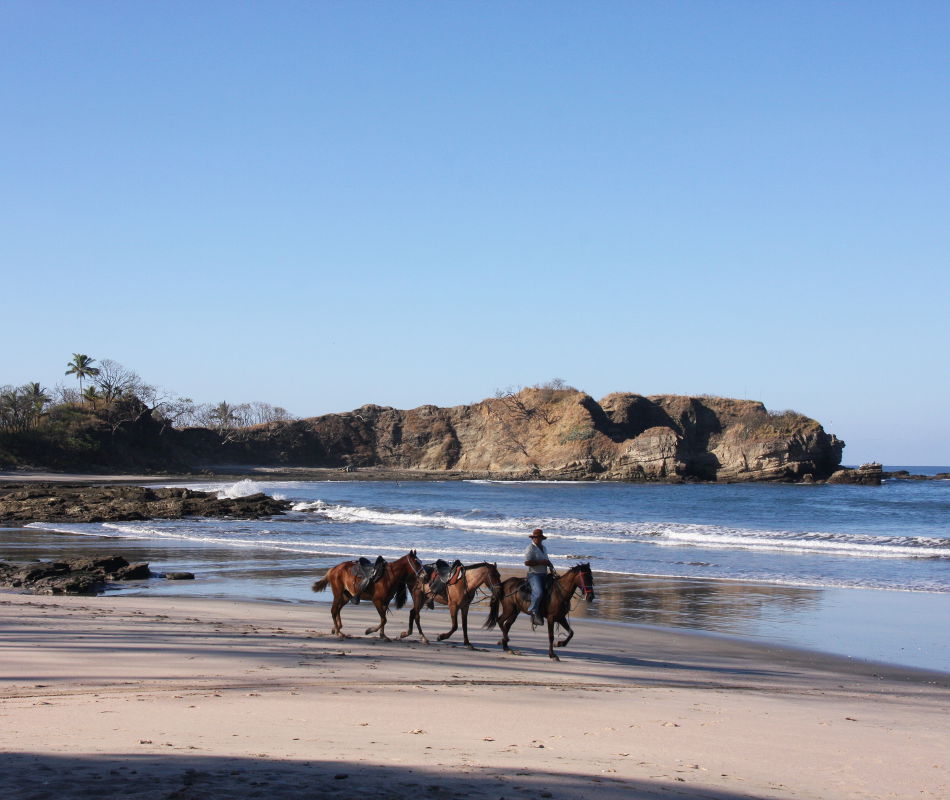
left=1, top=592, right=947, bottom=800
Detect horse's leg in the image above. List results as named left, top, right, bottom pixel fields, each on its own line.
left=330, top=596, right=348, bottom=638
left=364, top=610, right=383, bottom=636
left=460, top=599, right=473, bottom=648
left=369, top=599, right=390, bottom=640
left=414, top=604, right=431, bottom=645
left=547, top=616, right=559, bottom=660
left=363, top=606, right=382, bottom=635
left=556, top=616, right=574, bottom=648
left=400, top=592, right=420, bottom=639
left=402, top=592, right=430, bottom=644
left=363, top=585, right=385, bottom=635
left=437, top=596, right=459, bottom=642
left=498, top=604, right=518, bottom=651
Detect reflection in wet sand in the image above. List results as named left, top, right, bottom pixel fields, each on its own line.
left=574, top=573, right=821, bottom=636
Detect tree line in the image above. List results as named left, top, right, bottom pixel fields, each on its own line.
left=1, top=353, right=295, bottom=437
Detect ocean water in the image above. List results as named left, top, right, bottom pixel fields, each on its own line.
left=10, top=466, right=950, bottom=674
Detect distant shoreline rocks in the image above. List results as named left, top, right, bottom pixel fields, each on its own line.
left=881, top=469, right=950, bottom=481
left=0, top=483, right=291, bottom=523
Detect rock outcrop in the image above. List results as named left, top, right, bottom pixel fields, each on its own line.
left=0, top=555, right=152, bottom=594
left=0, top=484, right=291, bottom=523
left=198, top=389, right=844, bottom=482
left=827, top=462, right=884, bottom=486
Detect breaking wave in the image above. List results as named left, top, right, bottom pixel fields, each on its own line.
left=293, top=501, right=950, bottom=560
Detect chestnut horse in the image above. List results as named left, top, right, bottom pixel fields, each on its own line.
left=311, top=550, right=423, bottom=640
left=400, top=561, right=502, bottom=647
left=484, top=563, right=595, bottom=660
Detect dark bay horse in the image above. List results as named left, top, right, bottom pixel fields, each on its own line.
left=400, top=561, right=502, bottom=647
left=484, top=563, right=595, bottom=660
left=311, top=550, right=423, bottom=640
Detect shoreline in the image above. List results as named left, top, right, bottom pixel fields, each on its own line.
left=1, top=592, right=947, bottom=800
left=3, top=471, right=949, bottom=674
left=3, top=535, right=949, bottom=675
left=4, top=464, right=947, bottom=485
left=4, top=520, right=950, bottom=675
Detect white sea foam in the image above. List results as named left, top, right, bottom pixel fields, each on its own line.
left=291, top=501, right=950, bottom=560
left=214, top=479, right=266, bottom=499
left=655, top=524, right=950, bottom=558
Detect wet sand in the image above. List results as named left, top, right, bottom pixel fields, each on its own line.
left=1, top=592, right=947, bottom=800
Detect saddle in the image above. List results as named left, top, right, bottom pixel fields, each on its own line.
left=519, top=573, right=554, bottom=612
left=424, top=559, right=462, bottom=596
left=349, top=555, right=386, bottom=604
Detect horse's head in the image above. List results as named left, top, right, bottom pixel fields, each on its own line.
left=574, top=563, right=595, bottom=602
left=487, top=562, right=502, bottom=590
left=469, top=561, right=502, bottom=592
left=405, top=549, right=425, bottom=578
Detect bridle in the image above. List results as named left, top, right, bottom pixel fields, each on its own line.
left=577, top=566, right=594, bottom=600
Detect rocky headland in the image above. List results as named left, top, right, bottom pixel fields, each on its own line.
left=186, top=389, right=847, bottom=483
left=3, top=387, right=872, bottom=483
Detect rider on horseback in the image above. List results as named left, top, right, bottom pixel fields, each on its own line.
left=524, top=528, right=553, bottom=626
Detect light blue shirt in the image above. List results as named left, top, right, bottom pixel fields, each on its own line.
left=524, top=541, right=549, bottom=574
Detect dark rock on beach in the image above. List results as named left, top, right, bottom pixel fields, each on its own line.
left=0, top=483, right=292, bottom=523
left=0, top=555, right=154, bottom=595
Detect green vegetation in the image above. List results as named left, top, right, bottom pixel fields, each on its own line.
left=559, top=424, right=596, bottom=443
left=64, top=353, right=100, bottom=395
left=0, top=355, right=296, bottom=471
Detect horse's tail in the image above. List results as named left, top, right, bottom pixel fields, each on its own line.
left=483, top=582, right=502, bottom=629
left=394, top=579, right=408, bottom=609
left=311, top=575, right=330, bottom=593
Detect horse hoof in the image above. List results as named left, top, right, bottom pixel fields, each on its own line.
left=421, top=637, right=430, bottom=645
left=437, top=633, right=449, bottom=641
left=549, top=654, right=560, bottom=661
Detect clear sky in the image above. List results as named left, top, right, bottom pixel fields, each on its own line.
left=2, top=2, right=948, bottom=465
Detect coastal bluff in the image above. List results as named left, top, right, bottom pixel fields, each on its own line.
left=189, top=389, right=845, bottom=483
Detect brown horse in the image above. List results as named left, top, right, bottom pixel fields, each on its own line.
left=311, top=550, right=424, bottom=640
left=400, top=561, right=502, bottom=647
left=484, top=563, right=595, bottom=660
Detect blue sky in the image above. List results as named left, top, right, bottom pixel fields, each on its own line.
left=2, top=2, right=948, bottom=465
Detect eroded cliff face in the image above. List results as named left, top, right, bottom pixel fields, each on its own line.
left=217, top=389, right=843, bottom=482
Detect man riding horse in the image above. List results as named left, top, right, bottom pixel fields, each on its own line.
left=524, top=528, right=554, bottom=626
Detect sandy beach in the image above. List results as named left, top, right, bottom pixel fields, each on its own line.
left=1, top=592, right=947, bottom=800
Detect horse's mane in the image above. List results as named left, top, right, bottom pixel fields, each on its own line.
left=388, top=551, right=418, bottom=609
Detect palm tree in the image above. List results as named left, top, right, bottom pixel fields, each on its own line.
left=65, top=354, right=100, bottom=399
left=209, top=401, right=236, bottom=431
left=24, top=382, right=51, bottom=427
left=82, top=385, right=102, bottom=410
